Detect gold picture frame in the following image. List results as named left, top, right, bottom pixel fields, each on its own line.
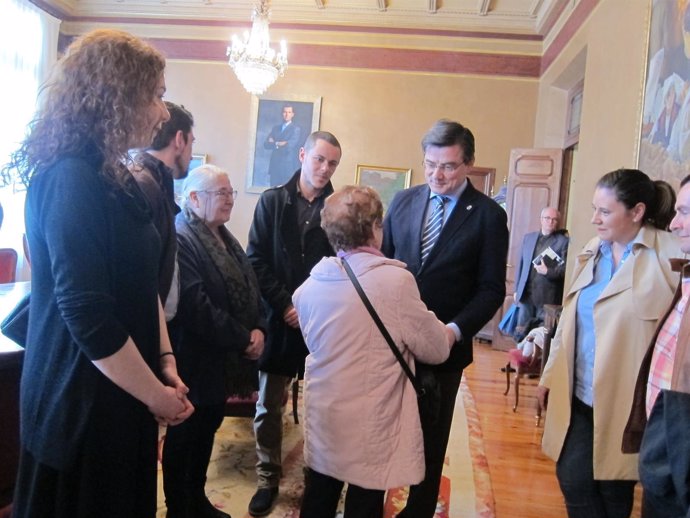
left=173, top=153, right=207, bottom=203
left=355, top=164, right=412, bottom=212
left=246, top=95, right=322, bottom=193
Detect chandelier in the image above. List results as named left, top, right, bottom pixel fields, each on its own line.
left=227, top=0, right=288, bottom=96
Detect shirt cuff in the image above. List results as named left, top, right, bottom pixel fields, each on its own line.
left=447, top=323, right=461, bottom=342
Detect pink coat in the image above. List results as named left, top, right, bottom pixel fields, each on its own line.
left=292, top=252, right=451, bottom=490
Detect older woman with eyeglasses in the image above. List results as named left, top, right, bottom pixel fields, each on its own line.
left=162, top=164, right=265, bottom=518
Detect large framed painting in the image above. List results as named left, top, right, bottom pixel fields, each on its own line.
left=246, top=95, right=322, bottom=193
left=638, top=1, right=690, bottom=187
left=355, top=164, right=411, bottom=212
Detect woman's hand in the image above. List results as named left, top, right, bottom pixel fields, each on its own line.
left=148, top=385, right=193, bottom=425
left=537, top=385, right=549, bottom=412
left=244, top=329, right=265, bottom=360
left=158, top=353, right=194, bottom=425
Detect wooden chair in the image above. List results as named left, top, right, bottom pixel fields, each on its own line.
left=504, top=341, right=543, bottom=414
left=0, top=250, right=18, bottom=284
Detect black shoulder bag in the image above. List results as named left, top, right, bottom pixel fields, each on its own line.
left=341, top=257, right=441, bottom=425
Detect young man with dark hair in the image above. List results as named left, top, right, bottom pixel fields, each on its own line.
left=132, top=101, right=195, bottom=317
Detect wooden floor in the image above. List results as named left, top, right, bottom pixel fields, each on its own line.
left=464, top=342, right=641, bottom=518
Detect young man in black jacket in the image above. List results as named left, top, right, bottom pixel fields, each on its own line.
left=246, top=131, right=342, bottom=517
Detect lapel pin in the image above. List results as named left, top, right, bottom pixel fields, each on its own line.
left=466, top=205, right=472, bottom=210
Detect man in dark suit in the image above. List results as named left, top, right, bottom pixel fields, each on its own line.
left=264, top=104, right=301, bottom=186
left=382, top=119, right=508, bottom=518
left=513, top=207, right=569, bottom=341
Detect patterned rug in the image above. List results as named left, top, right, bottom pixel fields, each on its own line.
left=156, top=378, right=495, bottom=518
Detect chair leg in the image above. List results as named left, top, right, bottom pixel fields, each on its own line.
left=503, top=363, right=511, bottom=395
left=535, top=402, right=542, bottom=427
left=292, top=379, right=299, bottom=424
left=513, top=367, right=520, bottom=412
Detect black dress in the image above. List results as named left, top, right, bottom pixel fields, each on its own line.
left=13, top=154, right=162, bottom=518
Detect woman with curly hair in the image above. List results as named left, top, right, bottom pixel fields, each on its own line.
left=4, top=29, right=194, bottom=518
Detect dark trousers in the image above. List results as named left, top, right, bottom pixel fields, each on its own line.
left=162, top=403, right=225, bottom=512
left=300, top=467, right=385, bottom=518
left=398, top=368, right=462, bottom=518
left=556, top=397, right=636, bottom=518
left=639, top=390, right=690, bottom=518
left=514, top=301, right=545, bottom=342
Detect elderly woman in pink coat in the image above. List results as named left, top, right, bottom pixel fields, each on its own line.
left=293, top=185, right=455, bottom=518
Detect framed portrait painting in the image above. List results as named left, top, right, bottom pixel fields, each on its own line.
left=246, top=95, right=322, bottom=193
left=638, top=1, right=690, bottom=185
left=355, top=164, right=411, bottom=212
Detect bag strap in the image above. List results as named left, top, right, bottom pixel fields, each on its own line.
left=341, top=257, right=424, bottom=396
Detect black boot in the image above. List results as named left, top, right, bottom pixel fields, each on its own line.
left=248, top=487, right=279, bottom=517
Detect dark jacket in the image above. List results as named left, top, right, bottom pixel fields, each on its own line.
left=171, top=214, right=265, bottom=406
left=514, top=229, right=569, bottom=305
left=247, top=170, right=334, bottom=377
left=23, top=155, right=161, bottom=469
left=382, top=181, right=508, bottom=372
left=132, top=152, right=180, bottom=304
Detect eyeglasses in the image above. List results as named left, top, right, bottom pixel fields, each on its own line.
left=541, top=216, right=558, bottom=222
left=202, top=189, right=238, bottom=200
left=423, top=160, right=463, bottom=174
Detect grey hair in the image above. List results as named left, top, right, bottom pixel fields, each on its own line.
left=180, top=164, right=231, bottom=210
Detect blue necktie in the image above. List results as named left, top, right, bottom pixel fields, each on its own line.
left=421, top=195, right=445, bottom=263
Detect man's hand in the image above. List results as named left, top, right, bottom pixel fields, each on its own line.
left=534, top=261, right=548, bottom=275
left=283, top=305, right=300, bottom=328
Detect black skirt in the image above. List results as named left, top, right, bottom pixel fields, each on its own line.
left=12, top=380, right=158, bottom=518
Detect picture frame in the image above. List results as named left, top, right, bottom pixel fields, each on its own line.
left=246, top=95, right=322, bottom=193
left=637, top=1, right=690, bottom=186
left=173, top=153, right=207, bottom=202
left=355, top=164, right=412, bottom=212
left=189, top=153, right=207, bottom=171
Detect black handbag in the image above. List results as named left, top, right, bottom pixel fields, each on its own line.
left=0, top=292, right=30, bottom=347
left=341, top=257, right=441, bottom=425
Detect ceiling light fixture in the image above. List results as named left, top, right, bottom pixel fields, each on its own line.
left=227, top=0, right=288, bottom=96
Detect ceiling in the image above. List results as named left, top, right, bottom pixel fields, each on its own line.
left=40, top=0, right=568, bottom=37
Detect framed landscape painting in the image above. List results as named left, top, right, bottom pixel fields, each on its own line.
left=355, top=165, right=411, bottom=212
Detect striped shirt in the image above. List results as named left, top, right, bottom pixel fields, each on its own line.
left=646, top=277, right=690, bottom=416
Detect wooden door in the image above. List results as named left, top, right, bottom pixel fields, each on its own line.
left=491, top=148, right=563, bottom=351
left=467, top=166, right=496, bottom=196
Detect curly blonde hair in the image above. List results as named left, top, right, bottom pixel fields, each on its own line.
left=321, top=185, right=384, bottom=251
left=3, top=29, right=166, bottom=187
